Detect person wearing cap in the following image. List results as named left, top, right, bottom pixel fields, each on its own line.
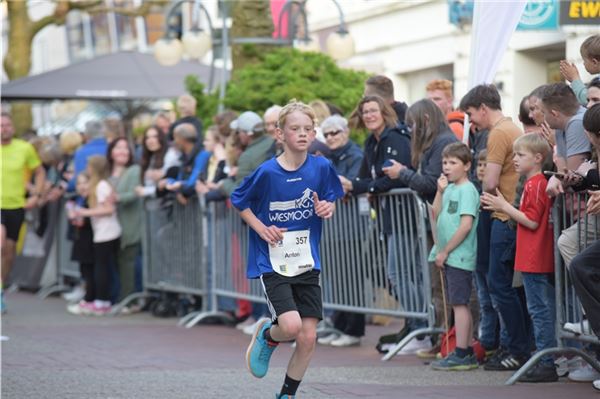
left=219, top=111, right=275, bottom=196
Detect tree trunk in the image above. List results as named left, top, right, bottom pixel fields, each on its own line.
left=230, top=0, right=277, bottom=73
left=4, top=1, right=35, bottom=136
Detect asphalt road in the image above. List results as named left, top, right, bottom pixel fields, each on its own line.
left=1, top=291, right=596, bottom=398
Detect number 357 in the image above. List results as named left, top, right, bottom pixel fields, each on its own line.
left=296, top=236, right=307, bottom=245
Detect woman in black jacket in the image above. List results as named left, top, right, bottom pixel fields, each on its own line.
left=382, top=99, right=458, bottom=203
left=341, top=96, right=432, bottom=353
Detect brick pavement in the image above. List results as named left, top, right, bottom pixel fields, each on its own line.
left=1, top=291, right=596, bottom=398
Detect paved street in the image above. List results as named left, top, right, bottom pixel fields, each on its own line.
left=1, top=291, right=596, bottom=398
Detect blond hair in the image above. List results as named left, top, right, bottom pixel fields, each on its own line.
left=513, top=133, right=551, bottom=159
left=308, top=100, right=331, bottom=125
left=59, top=131, right=83, bottom=155
left=86, top=155, right=110, bottom=207
left=278, top=99, right=317, bottom=130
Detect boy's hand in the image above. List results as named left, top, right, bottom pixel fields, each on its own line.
left=480, top=188, right=508, bottom=212
left=546, top=175, right=564, bottom=197
left=434, top=250, right=448, bottom=268
left=259, top=225, right=287, bottom=246
left=382, top=159, right=405, bottom=179
left=587, top=190, right=600, bottom=215
left=559, top=60, right=581, bottom=82
left=437, top=174, right=448, bottom=193
left=313, top=192, right=334, bottom=219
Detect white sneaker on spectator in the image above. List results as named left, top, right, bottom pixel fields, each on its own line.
left=555, top=356, right=582, bottom=378
left=330, top=334, right=361, bottom=347
left=564, top=320, right=591, bottom=335
left=568, top=363, right=600, bottom=382
left=67, top=301, right=94, bottom=316
left=593, top=379, right=600, bottom=392
left=396, top=337, right=432, bottom=355
left=317, top=333, right=340, bottom=346
left=236, top=316, right=256, bottom=331
left=62, top=286, right=85, bottom=303
left=0, top=336, right=9, bottom=341
left=242, top=317, right=269, bottom=336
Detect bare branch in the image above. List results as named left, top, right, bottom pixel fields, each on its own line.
left=28, top=0, right=167, bottom=38
left=29, top=1, right=103, bottom=38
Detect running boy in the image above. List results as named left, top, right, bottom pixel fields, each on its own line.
left=481, top=133, right=556, bottom=382
left=429, top=142, right=480, bottom=371
left=231, top=100, right=344, bottom=398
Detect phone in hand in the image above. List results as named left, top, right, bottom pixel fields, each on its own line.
left=383, top=159, right=394, bottom=168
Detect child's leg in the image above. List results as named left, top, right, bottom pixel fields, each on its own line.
left=270, top=310, right=303, bottom=342
left=453, top=304, right=473, bottom=350
left=285, top=317, right=318, bottom=380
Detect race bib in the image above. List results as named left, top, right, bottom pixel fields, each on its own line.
left=269, top=230, right=315, bottom=277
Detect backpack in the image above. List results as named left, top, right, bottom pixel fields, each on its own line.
left=439, top=326, right=486, bottom=362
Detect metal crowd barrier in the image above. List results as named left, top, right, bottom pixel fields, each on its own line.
left=507, top=192, right=600, bottom=384
left=115, top=198, right=211, bottom=315
left=181, top=189, right=443, bottom=360
left=38, top=198, right=82, bottom=299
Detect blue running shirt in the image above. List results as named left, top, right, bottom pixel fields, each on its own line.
left=231, top=155, right=344, bottom=278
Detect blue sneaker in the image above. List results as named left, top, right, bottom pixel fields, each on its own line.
left=275, top=394, right=294, bottom=399
left=431, top=351, right=478, bottom=371
left=246, top=319, right=278, bottom=378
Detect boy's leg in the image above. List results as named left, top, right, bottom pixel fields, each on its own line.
left=285, top=317, right=318, bottom=380
left=454, top=304, right=473, bottom=350
left=518, top=272, right=558, bottom=383
left=431, top=266, right=477, bottom=371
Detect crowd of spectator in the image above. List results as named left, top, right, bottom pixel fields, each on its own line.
left=2, top=33, right=600, bottom=389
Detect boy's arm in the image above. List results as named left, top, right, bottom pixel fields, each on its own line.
left=480, top=189, right=539, bottom=230
left=238, top=208, right=287, bottom=245
left=434, top=214, right=473, bottom=266
left=431, top=189, right=443, bottom=220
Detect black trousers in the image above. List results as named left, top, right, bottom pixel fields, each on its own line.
left=333, top=311, right=366, bottom=337
left=93, top=239, right=119, bottom=302
left=569, top=239, right=600, bottom=337
left=80, top=262, right=95, bottom=302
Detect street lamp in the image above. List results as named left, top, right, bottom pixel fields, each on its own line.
left=154, top=0, right=355, bottom=110
left=276, top=0, right=355, bottom=60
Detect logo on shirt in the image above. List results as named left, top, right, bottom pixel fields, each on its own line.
left=268, top=188, right=314, bottom=222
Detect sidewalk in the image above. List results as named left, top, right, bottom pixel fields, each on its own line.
left=1, top=291, right=596, bottom=398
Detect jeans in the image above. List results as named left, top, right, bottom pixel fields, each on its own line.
left=387, top=234, right=426, bottom=331
left=522, top=272, right=556, bottom=366
left=475, top=210, right=500, bottom=350
left=570, top=239, right=600, bottom=337
left=487, top=220, right=529, bottom=357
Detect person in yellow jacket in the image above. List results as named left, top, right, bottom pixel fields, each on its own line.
left=1, top=112, right=46, bottom=312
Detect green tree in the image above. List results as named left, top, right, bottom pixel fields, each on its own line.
left=186, top=48, right=369, bottom=143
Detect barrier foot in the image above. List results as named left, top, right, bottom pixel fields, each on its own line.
left=381, top=327, right=444, bottom=361
left=178, top=311, right=202, bottom=327
left=37, top=283, right=70, bottom=300
left=505, top=347, right=600, bottom=385
left=182, top=310, right=235, bottom=329
left=109, top=292, right=151, bottom=316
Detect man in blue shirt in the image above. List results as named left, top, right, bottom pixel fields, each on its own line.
left=68, top=120, right=107, bottom=191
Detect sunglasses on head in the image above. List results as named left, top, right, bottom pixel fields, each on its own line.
left=323, top=130, right=342, bottom=138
